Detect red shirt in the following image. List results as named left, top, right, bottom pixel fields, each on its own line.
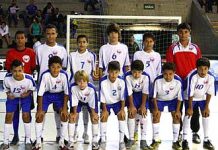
left=5, top=48, right=36, bottom=74
left=166, top=42, right=202, bottom=79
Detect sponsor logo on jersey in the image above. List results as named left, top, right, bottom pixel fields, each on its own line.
left=22, top=55, right=30, bottom=63
left=117, top=50, right=122, bottom=54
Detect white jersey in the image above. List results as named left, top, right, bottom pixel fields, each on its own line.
left=153, top=74, right=183, bottom=101
left=38, top=70, right=69, bottom=96
left=3, top=73, right=36, bottom=98
left=99, top=42, right=130, bottom=76
left=184, top=69, right=215, bottom=101
left=70, top=83, right=97, bottom=109
left=36, top=43, right=68, bottom=77
left=69, top=49, right=96, bottom=83
left=100, top=75, right=126, bottom=104
left=125, top=71, right=150, bottom=96
left=133, top=50, right=161, bottom=83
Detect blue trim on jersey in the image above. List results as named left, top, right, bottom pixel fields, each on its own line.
left=208, top=71, right=216, bottom=96
left=188, top=70, right=198, bottom=97
left=37, top=69, right=50, bottom=92
left=88, top=82, right=98, bottom=104
left=25, top=74, right=36, bottom=87
left=174, top=74, right=184, bottom=100
left=5, top=73, right=12, bottom=78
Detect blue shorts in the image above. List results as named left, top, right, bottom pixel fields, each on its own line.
left=42, top=92, right=64, bottom=112
left=77, top=101, right=98, bottom=113
left=126, top=92, right=150, bottom=109
left=6, top=96, right=32, bottom=113
left=155, top=99, right=178, bottom=112
left=184, top=100, right=206, bottom=111
left=102, top=101, right=122, bottom=115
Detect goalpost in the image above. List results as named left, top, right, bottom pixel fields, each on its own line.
left=66, top=15, right=181, bottom=58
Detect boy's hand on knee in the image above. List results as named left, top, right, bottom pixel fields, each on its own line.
left=60, top=108, right=68, bottom=121
left=20, top=92, right=30, bottom=98
left=128, top=106, right=137, bottom=118
left=186, top=107, right=193, bottom=118
left=174, top=111, right=181, bottom=120
left=36, top=110, right=44, bottom=120
left=202, top=107, right=210, bottom=117
left=70, top=113, right=78, bottom=122
left=100, top=110, right=109, bottom=120
left=117, top=109, right=125, bottom=120
left=138, top=106, right=147, bottom=118
left=91, top=112, right=99, bottom=122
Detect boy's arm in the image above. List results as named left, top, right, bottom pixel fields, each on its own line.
left=37, top=96, right=43, bottom=111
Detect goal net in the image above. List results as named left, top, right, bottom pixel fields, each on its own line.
left=66, top=15, right=181, bottom=58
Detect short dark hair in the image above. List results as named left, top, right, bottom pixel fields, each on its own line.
left=45, top=24, right=57, bottom=32
left=177, top=23, right=191, bottom=32
left=15, top=31, right=26, bottom=39
left=131, top=60, right=144, bottom=71
left=143, top=33, right=155, bottom=42
left=162, top=62, right=176, bottom=72
left=48, top=56, right=62, bottom=67
left=77, top=34, right=88, bottom=43
left=196, top=57, right=210, bottom=68
left=106, top=23, right=121, bottom=41
left=10, top=59, right=23, bottom=69
left=108, top=61, right=120, bottom=71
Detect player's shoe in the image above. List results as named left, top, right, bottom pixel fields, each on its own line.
left=119, top=142, right=126, bottom=150
left=150, top=139, right=161, bottom=150
left=0, top=143, right=9, bottom=150
left=192, top=133, right=201, bottom=144
left=10, top=135, right=19, bottom=145
left=126, top=140, right=134, bottom=149
left=182, top=140, right=189, bottom=150
left=32, top=143, right=42, bottom=150
left=25, top=143, right=32, bottom=150
left=68, top=142, right=74, bottom=150
left=172, top=141, right=182, bottom=150
left=134, top=132, right=138, bottom=142
left=82, top=133, right=90, bottom=144
left=203, top=140, right=215, bottom=150
left=99, top=141, right=106, bottom=150
left=140, top=140, right=150, bottom=150
left=92, top=142, right=99, bottom=150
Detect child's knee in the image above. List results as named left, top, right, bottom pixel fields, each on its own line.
left=36, top=114, right=44, bottom=123
left=22, top=112, right=30, bottom=123
left=5, top=113, right=13, bottom=124
left=152, top=115, right=160, bottom=123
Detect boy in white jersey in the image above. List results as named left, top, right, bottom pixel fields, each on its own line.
left=0, top=60, right=36, bottom=150
left=69, top=34, right=98, bottom=144
left=99, top=61, right=126, bottom=150
left=99, top=23, right=130, bottom=77
left=125, top=60, right=150, bottom=150
left=68, top=70, right=99, bottom=150
left=151, top=62, right=182, bottom=150
left=182, top=58, right=215, bottom=150
left=133, top=33, right=161, bottom=141
left=32, top=56, right=69, bottom=150
left=35, top=24, right=68, bottom=144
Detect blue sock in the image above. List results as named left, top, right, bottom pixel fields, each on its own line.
left=13, top=106, right=20, bottom=137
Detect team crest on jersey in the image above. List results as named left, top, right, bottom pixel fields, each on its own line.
left=204, top=80, right=208, bottom=84
left=53, top=51, right=58, bottom=55
left=20, top=85, right=26, bottom=90
left=56, top=80, right=61, bottom=84
left=22, top=55, right=30, bottom=63
left=118, top=86, right=122, bottom=91
left=85, top=92, right=90, bottom=96
left=150, top=57, right=155, bottom=62
left=87, top=59, right=91, bottom=63
left=117, top=50, right=122, bottom=54
left=169, top=86, right=174, bottom=90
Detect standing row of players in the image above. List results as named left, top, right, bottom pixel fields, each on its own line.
left=0, top=22, right=215, bottom=150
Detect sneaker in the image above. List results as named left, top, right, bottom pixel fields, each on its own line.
left=134, top=132, right=138, bottom=142
left=182, top=140, right=189, bottom=150
left=59, top=141, right=68, bottom=150
left=68, top=142, right=74, bottom=150
left=64, top=140, right=68, bottom=146
left=126, top=140, right=134, bottom=149
left=150, top=139, right=161, bottom=150
left=56, top=136, right=61, bottom=144
left=140, top=140, right=150, bottom=150
left=192, top=133, right=201, bottom=144
left=178, top=133, right=182, bottom=143
left=203, top=140, right=215, bottom=150
left=119, top=142, right=126, bottom=150
left=0, top=143, right=9, bottom=150
left=32, top=138, right=43, bottom=147
left=172, top=141, right=182, bottom=150
left=82, top=133, right=89, bottom=144
left=32, top=143, right=42, bottom=150
left=25, top=143, right=32, bottom=150
left=124, top=135, right=129, bottom=144
left=99, top=142, right=106, bottom=150
left=10, top=135, right=19, bottom=145
left=73, top=133, right=78, bottom=143
left=92, top=142, right=99, bottom=150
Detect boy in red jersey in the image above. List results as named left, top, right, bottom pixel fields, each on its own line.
left=166, top=23, right=202, bottom=144
left=5, top=30, right=36, bottom=145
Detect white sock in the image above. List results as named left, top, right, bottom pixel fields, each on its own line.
left=140, top=116, right=148, bottom=140
left=100, top=122, right=107, bottom=142
left=74, top=115, right=79, bottom=137
left=68, top=123, right=76, bottom=143
left=173, top=124, right=180, bottom=142
left=60, top=121, right=68, bottom=143
left=202, top=117, right=209, bottom=141
left=92, top=124, right=99, bottom=143
left=4, top=124, right=12, bottom=145
left=152, top=123, right=160, bottom=141
left=35, top=123, right=43, bottom=144
left=134, top=114, right=140, bottom=133
left=54, top=111, right=61, bottom=138
left=182, top=116, right=191, bottom=140
left=42, top=115, right=46, bottom=138
left=24, top=123, right=31, bottom=143
left=128, top=118, right=135, bottom=140
left=119, top=120, right=125, bottom=143
left=83, top=107, right=89, bottom=135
